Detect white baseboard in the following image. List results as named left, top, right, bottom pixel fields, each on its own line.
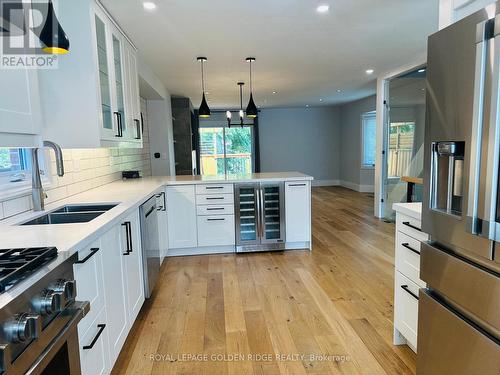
left=311, top=179, right=340, bottom=187
left=339, top=180, right=374, bottom=193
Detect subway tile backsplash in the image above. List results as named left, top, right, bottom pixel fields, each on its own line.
left=0, top=100, right=152, bottom=220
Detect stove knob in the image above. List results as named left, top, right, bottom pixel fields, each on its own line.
left=50, top=279, right=76, bottom=303
left=32, top=290, right=63, bottom=315
left=4, top=314, right=40, bottom=343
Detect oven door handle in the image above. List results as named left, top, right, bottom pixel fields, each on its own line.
left=24, top=301, right=90, bottom=375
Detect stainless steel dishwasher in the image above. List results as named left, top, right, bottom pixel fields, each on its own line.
left=140, top=195, right=160, bottom=298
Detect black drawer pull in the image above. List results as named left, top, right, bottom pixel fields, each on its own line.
left=207, top=218, right=225, bottom=221
left=401, top=243, right=420, bottom=255
left=75, top=248, right=100, bottom=264
left=207, top=207, right=224, bottom=211
left=114, top=112, right=123, bottom=137
left=83, top=324, right=106, bottom=350
left=206, top=186, right=224, bottom=190
left=122, top=222, right=132, bottom=255
left=402, top=221, right=422, bottom=232
left=401, top=285, right=419, bottom=300
left=134, top=119, right=141, bottom=139
left=289, top=183, right=306, bottom=187
left=145, top=205, right=156, bottom=218
left=206, top=197, right=224, bottom=200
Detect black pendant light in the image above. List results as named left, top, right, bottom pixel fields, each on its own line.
left=245, top=57, right=258, bottom=118
left=39, top=0, right=70, bottom=55
left=197, top=57, right=211, bottom=118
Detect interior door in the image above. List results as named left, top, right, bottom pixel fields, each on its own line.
left=260, top=183, right=285, bottom=244
left=235, top=184, right=259, bottom=247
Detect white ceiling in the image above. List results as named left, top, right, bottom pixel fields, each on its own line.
left=101, top=0, right=439, bottom=109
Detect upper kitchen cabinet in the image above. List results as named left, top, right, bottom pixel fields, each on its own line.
left=37, top=0, right=142, bottom=148
left=0, top=12, right=43, bottom=147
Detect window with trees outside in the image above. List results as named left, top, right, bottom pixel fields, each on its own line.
left=0, top=148, right=33, bottom=186
left=362, top=112, right=377, bottom=168
left=199, top=127, right=253, bottom=176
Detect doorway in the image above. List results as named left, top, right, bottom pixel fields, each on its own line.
left=381, top=67, right=426, bottom=220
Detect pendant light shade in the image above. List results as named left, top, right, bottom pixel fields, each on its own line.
left=197, top=57, right=211, bottom=118
left=39, top=0, right=70, bottom=55
left=245, top=57, right=258, bottom=118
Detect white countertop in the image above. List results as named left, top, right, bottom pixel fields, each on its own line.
left=392, top=202, right=422, bottom=220
left=0, top=172, right=312, bottom=306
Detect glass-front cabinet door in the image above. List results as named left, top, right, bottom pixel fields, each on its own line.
left=112, top=33, right=126, bottom=139
left=260, top=183, right=285, bottom=243
left=94, top=12, right=116, bottom=139
left=235, top=184, right=259, bottom=246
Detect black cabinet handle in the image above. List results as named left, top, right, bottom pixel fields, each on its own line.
left=75, top=248, right=100, bottom=264
left=134, top=119, right=141, bottom=139
left=145, top=205, right=156, bottom=218
left=289, top=183, right=307, bottom=187
left=401, top=285, right=419, bottom=300
left=207, top=207, right=224, bottom=211
left=401, top=243, right=420, bottom=255
left=83, top=324, right=106, bottom=350
left=206, top=197, right=224, bottom=200
left=122, top=222, right=132, bottom=255
left=114, top=112, right=123, bottom=137
left=206, top=186, right=224, bottom=190
left=207, top=218, right=225, bottom=221
left=402, top=221, right=422, bottom=232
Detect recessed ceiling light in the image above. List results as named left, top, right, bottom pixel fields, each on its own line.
left=272, top=91, right=277, bottom=94
left=316, top=4, right=330, bottom=13
left=143, top=2, right=157, bottom=10
left=366, top=69, right=374, bottom=75
left=418, top=68, right=426, bottom=73
left=319, top=98, right=323, bottom=102
left=306, top=104, right=310, bottom=108
left=336, top=89, right=342, bottom=93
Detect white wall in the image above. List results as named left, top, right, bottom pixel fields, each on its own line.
left=258, top=107, right=341, bottom=186
left=439, top=0, right=496, bottom=28
left=338, top=95, right=377, bottom=192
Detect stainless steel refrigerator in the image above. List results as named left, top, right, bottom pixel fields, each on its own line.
left=420, top=3, right=500, bottom=374
left=235, top=182, right=286, bottom=252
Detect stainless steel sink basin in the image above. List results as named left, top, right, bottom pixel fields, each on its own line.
left=20, top=203, right=118, bottom=226
left=52, top=204, right=117, bottom=213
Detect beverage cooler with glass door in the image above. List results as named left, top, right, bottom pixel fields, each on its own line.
left=235, top=182, right=286, bottom=252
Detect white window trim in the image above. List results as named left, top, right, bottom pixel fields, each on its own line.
left=361, top=111, right=377, bottom=170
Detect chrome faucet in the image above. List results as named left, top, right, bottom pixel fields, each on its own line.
left=32, top=141, right=65, bottom=211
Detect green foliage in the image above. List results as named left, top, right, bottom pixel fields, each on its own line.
left=0, top=149, right=12, bottom=171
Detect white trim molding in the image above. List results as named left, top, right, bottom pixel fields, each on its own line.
left=311, top=179, right=340, bottom=187
left=339, top=180, right=374, bottom=193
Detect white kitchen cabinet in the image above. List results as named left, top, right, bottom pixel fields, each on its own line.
left=394, top=272, right=420, bottom=349
left=0, top=23, right=42, bottom=147
left=100, top=224, right=128, bottom=365
left=167, top=185, right=197, bottom=249
left=285, top=181, right=311, bottom=244
left=37, top=0, right=141, bottom=148
left=157, top=189, right=168, bottom=262
left=74, top=240, right=106, bottom=337
left=197, top=215, right=235, bottom=247
left=79, top=307, right=110, bottom=375
left=121, top=210, right=145, bottom=325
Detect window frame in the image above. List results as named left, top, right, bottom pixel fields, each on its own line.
left=361, top=111, right=377, bottom=169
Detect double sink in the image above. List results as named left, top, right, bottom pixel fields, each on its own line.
left=21, top=204, right=118, bottom=226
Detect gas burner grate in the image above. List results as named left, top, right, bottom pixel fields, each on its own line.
left=0, top=247, right=58, bottom=293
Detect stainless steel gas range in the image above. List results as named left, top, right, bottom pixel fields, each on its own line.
left=0, top=247, right=89, bottom=374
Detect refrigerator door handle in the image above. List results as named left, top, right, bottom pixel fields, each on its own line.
left=467, top=19, right=497, bottom=240
left=256, top=186, right=262, bottom=238
left=260, top=186, right=266, bottom=240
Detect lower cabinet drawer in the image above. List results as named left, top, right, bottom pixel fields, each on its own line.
left=79, top=307, right=109, bottom=375
left=394, top=271, right=420, bottom=350
left=197, top=215, right=235, bottom=247
left=396, top=231, right=425, bottom=287
left=197, top=204, right=234, bottom=216
left=196, top=193, right=234, bottom=205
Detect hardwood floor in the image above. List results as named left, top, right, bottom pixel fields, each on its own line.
left=112, top=187, right=416, bottom=375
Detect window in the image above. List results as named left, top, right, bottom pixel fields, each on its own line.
left=0, top=148, right=33, bottom=185
left=388, top=121, right=415, bottom=178
left=362, top=112, right=377, bottom=168
left=199, top=126, right=253, bottom=176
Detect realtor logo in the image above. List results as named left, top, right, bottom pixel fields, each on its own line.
left=0, top=0, right=68, bottom=69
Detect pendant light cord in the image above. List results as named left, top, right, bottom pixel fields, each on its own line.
left=249, top=60, right=253, bottom=93
left=240, top=84, right=243, bottom=109
left=200, top=60, right=205, bottom=93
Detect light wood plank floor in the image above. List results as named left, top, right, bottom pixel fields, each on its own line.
left=112, top=187, right=416, bottom=375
